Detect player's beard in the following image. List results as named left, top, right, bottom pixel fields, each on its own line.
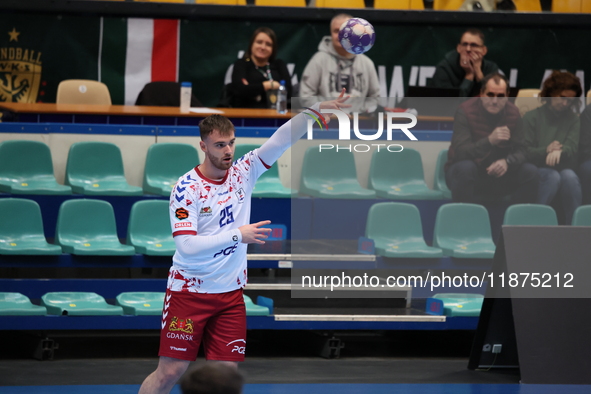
left=208, top=152, right=233, bottom=171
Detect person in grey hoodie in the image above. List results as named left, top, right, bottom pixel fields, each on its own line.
left=300, top=13, right=380, bottom=111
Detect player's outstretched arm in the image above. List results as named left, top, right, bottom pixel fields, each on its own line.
left=258, top=89, right=351, bottom=166
left=239, top=220, right=272, bottom=244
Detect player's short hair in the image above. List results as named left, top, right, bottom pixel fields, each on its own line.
left=331, top=13, right=353, bottom=28
left=244, top=27, right=278, bottom=63
left=180, top=363, right=244, bottom=394
left=199, top=115, right=235, bottom=141
left=461, top=28, right=485, bottom=44
left=480, top=72, right=509, bottom=94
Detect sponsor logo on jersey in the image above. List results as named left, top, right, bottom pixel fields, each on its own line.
left=199, top=206, right=213, bottom=217
left=169, top=316, right=194, bottom=334
left=226, top=339, right=246, bottom=354
left=217, top=196, right=231, bottom=205
left=213, top=243, right=238, bottom=258
left=175, top=208, right=189, bottom=220
left=174, top=222, right=192, bottom=228
left=235, top=188, right=245, bottom=203
left=218, top=190, right=229, bottom=196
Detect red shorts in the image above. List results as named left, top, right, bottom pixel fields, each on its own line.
left=158, top=288, right=246, bottom=362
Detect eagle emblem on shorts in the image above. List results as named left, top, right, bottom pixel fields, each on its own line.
left=169, top=316, right=194, bottom=334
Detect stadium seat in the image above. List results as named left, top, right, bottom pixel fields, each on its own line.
left=366, top=202, right=444, bottom=258
left=65, top=141, right=143, bottom=196
left=514, top=89, right=542, bottom=116
left=434, top=149, right=452, bottom=199
left=234, top=144, right=295, bottom=198
left=244, top=295, right=270, bottom=316
left=135, top=82, right=202, bottom=107
left=41, top=292, right=124, bottom=316
left=143, top=143, right=200, bottom=196
left=255, top=0, right=306, bottom=6
left=513, top=0, right=541, bottom=12
left=0, top=198, right=62, bottom=255
left=127, top=200, right=175, bottom=256
left=374, top=0, right=424, bottom=9
left=432, top=293, right=484, bottom=317
left=55, top=199, right=136, bottom=255
left=195, top=0, right=246, bottom=4
left=0, top=293, right=47, bottom=316
left=503, top=204, right=558, bottom=226
left=572, top=205, right=591, bottom=226
left=368, top=148, right=444, bottom=200
left=552, top=0, right=582, bottom=13
left=432, top=0, right=464, bottom=10
left=433, top=203, right=496, bottom=258
left=316, top=0, right=365, bottom=7
left=587, top=89, right=591, bottom=105
left=56, top=80, right=112, bottom=105
left=116, top=292, right=165, bottom=315
left=0, top=140, right=72, bottom=195
left=299, top=147, right=376, bottom=199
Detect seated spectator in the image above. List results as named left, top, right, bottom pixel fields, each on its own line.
left=524, top=70, right=582, bottom=224
left=180, top=363, right=244, bottom=394
left=300, top=13, right=379, bottom=112
left=579, top=104, right=591, bottom=204
left=429, top=28, right=499, bottom=97
left=446, top=72, right=539, bottom=203
left=230, top=27, right=292, bottom=109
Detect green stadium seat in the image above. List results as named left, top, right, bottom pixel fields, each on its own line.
left=299, top=147, right=376, bottom=199
left=366, top=202, right=443, bottom=258
left=432, top=293, right=484, bottom=317
left=116, top=292, right=165, bottom=315
left=244, top=295, right=270, bottom=316
left=572, top=205, right=591, bottom=226
left=0, top=140, right=71, bottom=195
left=143, top=143, right=199, bottom=196
left=234, top=144, right=295, bottom=198
left=503, top=204, right=558, bottom=226
left=0, top=198, right=62, bottom=255
left=127, top=200, right=175, bottom=256
left=434, top=149, right=452, bottom=199
left=433, top=203, right=496, bottom=259
left=368, top=148, right=444, bottom=200
left=41, top=292, right=124, bottom=316
left=0, top=292, right=47, bottom=316
left=56, top=199, right=136, bottom=255
left=65, top=141, right=143, bottom=196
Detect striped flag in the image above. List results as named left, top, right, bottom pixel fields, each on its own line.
left=100, top=17, right=179, bottom=105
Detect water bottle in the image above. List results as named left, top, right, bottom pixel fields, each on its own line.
left=276, top=80, right=287, bottom=114
left=180, top=82, right=192, bottom=112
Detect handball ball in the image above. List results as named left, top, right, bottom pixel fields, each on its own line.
left=338, top=17, right=376, bottom=55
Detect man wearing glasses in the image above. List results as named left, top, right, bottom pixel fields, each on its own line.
left=445, top=72, right=539, bottom=203
left=429, top=28, right=499, bottom=97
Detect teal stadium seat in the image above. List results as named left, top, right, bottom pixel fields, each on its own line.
left=65, top=142, right=143, bottom=196
left=0, top=198, right=62, bottom=255
left=116, top=292, right=165, bottom=315
left=127, top=200, right=175, bottom=256
left=234, top=144, right=295, bottom=198
left=434, top=149, right=452, bottom=199
left=432, top=293, right=484, bottom=317
left=143, top=143, right=200, bottom=196
left=433, top=203, right=496, bottom=258
left=503, top=204, right=558, bottom=226
left=0, top=292, right=47, bottom=316
left=299, top=147, right=376, bottom=199
left=244, top=295, right=270, bottom=316
left=368, top=148, right=444, bottom=200
left=572, top=205, right=591, bottom=226
left=41, top=292, right=124, bottom=316
left=366, top=202, right=443, bottom=258
left=0, top=140, right=71, bottom=195
left=56, top=199, right=136, bottom=255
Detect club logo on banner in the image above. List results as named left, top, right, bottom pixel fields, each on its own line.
left=0, top=28, right=42, bottom=103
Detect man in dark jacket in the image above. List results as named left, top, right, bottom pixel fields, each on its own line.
left=445, top=73, right=539, bottom=203
left=429, top=28, right=499, bottom=97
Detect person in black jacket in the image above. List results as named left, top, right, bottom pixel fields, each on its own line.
left=230, top=27, right=292, bottom=109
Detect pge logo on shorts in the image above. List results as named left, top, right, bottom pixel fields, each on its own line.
left=226, top=339, right=246, bottom=354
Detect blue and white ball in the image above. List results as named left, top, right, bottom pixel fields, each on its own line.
left=338, top=17, right=376, bottom=55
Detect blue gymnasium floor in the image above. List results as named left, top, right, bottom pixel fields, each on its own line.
left=3, top=383, right=591, bottom=394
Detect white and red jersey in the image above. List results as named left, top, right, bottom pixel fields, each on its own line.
left=167, top=149, right=270, bottom=294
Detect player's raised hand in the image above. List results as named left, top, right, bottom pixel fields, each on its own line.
left=239, top=220, right=272, bottom=244
left=319, top=88, right=352, bottom=122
